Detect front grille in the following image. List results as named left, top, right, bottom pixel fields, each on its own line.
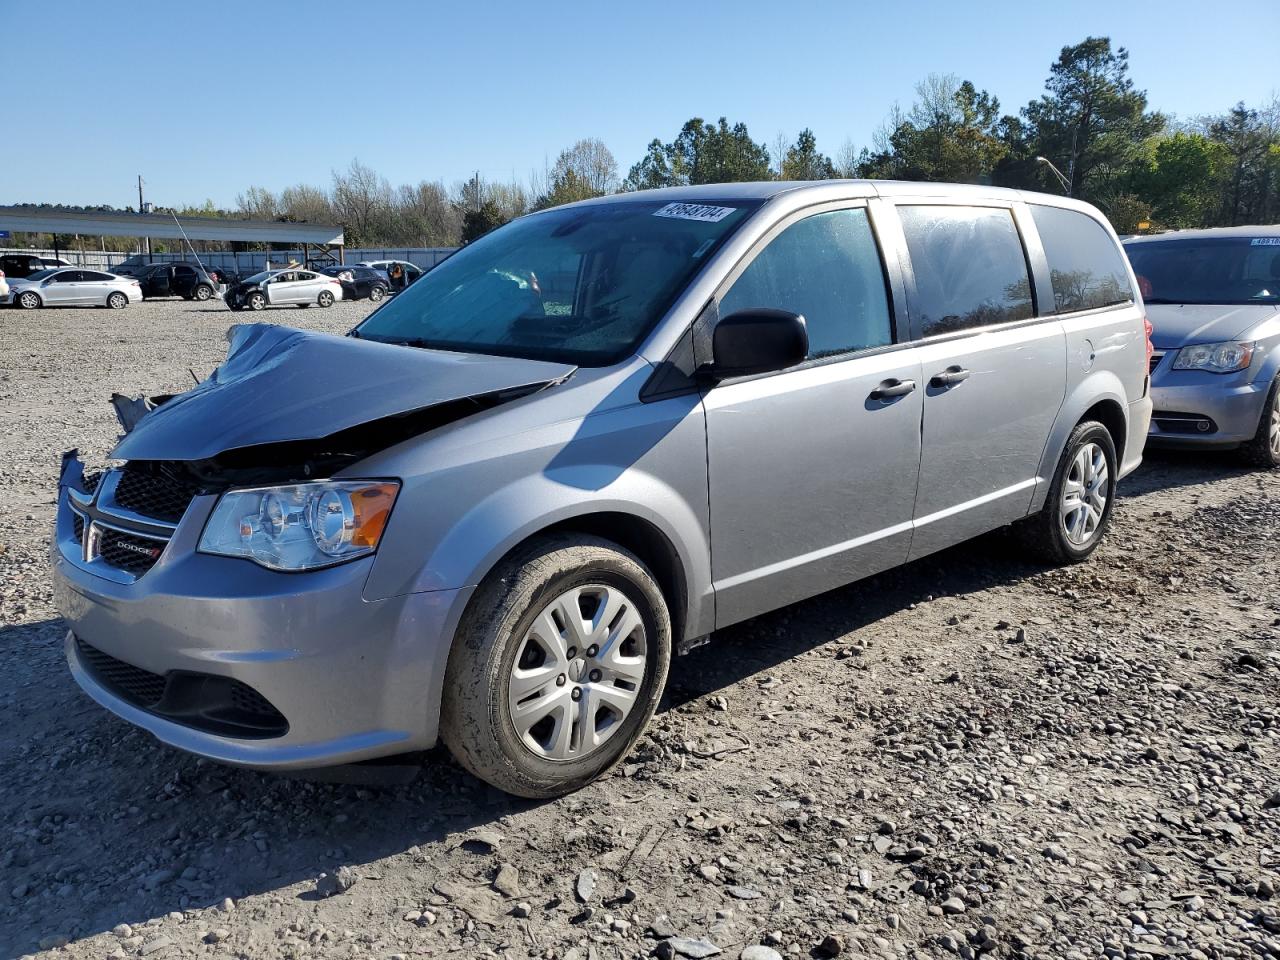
left=74, top=637, right=289, bottom=738
left=76, top=636, right=167, bottom=706
left=97, top=528, right=165, bottom=576
left=82, top=472, right=102, bottom=494
left=113, top=464, right=202, bottom=523
left=72, top=511, right=85, bottom=542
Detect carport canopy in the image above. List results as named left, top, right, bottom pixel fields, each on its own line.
left=0, top=206, right=344, bottom=260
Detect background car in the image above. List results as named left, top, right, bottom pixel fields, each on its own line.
left=0, top=270, right=8, bottom=300
left=224, top=268, right=344, bottom=310
left=318, top=264, right=389, bottom=302
left=0, top=254, right=71, bottom=279
left=129, top=262, right=221, bottom=301
left=1126, top=227, right=1280, bottom=467
left=5, top=268, right=142, bottom=309
left=359, top=259, right=422, bottom=292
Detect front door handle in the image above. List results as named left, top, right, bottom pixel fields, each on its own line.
left=870, top=378, right=917, bottom=401
left=930, top=365, right=971, bottom=388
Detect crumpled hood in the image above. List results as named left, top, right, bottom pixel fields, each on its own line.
left=112, top=323, right=576, bottom=462
left=1147, top=303, right=1279, bottom=349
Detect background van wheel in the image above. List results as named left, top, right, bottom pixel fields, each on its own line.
left=107, top=292, right=129, bottom=309
left=1239, top=376, right=1280, bottom=469
left=16, top=291, right=42, bottom=309
left=368, top=285, right=386, bottom=303
left=441, top=534, right=672, bottom=798
left=193, top=284, right=213, bottom=301
left=1018, top=420, right=1117, bottom=564
left=317, top=290, right=335, bottom=307
left=247, top=292, right=266, bottom=311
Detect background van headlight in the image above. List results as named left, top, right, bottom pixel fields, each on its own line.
left=1172, top=341, right=1255, bottom=374
left=199, top=480, right=399, bottom=571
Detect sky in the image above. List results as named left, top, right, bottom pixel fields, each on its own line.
left=5, top=0, right=1276, bottom=212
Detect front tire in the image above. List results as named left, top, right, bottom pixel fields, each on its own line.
left=194, top=284, right=213, bottom=301
left=317, top=290, right=335, bottom=307
left=368, top=284, right=386, bottom=303
left=1240, top=376, right=1280, bottom=469
left=16, top=291, right=41, bottom=309
left=1018, top=420, right=1117, bottom=564
left=247, top=291, right=266, bottom=311
left=441, top=535, right=672, bottom=798
left=107, top=292, right=128, bottom=309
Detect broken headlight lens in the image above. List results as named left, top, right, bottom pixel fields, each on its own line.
left=1172, top=341, right=1254, bottom=374
left=198, top=480, right=399, bottom=571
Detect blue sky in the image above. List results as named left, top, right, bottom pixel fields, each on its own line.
left=7, top=0, right=1276, bottom=210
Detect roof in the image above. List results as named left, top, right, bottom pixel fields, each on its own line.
left=1124, top=224, right=1280, bottom=244
left=0, top=206, right=344, bottom=245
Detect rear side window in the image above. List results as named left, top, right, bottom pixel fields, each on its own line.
left=899, top=205, right=1033, bottom=337
left=719, top=208, right=893, bottom=359
left=82, top=271, right=113, bottom=281
left=1030, top=204, right=1133, bottom=313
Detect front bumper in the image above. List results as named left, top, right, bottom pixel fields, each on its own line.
left=53, top=465, right=471, bottom=769
left=1147, top=356, right=1269, bottom=447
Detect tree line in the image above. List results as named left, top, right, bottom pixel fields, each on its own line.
left=7, top=36, right=1278, bottom=253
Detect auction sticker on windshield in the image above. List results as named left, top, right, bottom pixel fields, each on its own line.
left=653, top=203, right=737, bottom=223
left=1250, top=238, right=1280, bottom=246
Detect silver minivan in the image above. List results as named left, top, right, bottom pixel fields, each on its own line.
left=54, top=181, right=1152, bottom=797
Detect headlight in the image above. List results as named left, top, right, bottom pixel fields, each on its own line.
left=199, top=480, right=399, bottom=571
left=1172, top=341, right=1255, bottom=374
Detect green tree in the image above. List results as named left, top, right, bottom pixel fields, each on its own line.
left=461, top=200, right=506, bottom=243
left=780, top=129, right=836, bottom=180
left=1207, top=102, right=1279, bottom=225
left=1131, top=132, right=1227, bottom=228
left=1020, top=37, right=1164, bottom=200
left=535, top=138, right=619, bottom=209
left=623, top=117, right=772, bottom=189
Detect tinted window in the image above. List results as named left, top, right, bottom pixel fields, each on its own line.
left=1031, top=205, right=1133, bottom=312
left=900, top=205, right=1033, bottom=336
left=719, top=208, right=892, bottom=359
left=82, top=271, right=113, bottom=281
left=52, top=271, right=81, bottom=283
left=1124, top=237, right=1280, bottom=305
left=174, top=265, right=196, bottom=277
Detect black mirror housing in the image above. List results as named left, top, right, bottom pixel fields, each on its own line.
left=704, top=309, right=808, bottom=379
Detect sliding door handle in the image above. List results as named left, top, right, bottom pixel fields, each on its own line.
left=870, top=378, right=917, bottom=401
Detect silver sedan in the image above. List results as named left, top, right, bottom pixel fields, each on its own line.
left=4, top=268, right=144, bottom=309
left=1127, top=227, right=1280, bottom=467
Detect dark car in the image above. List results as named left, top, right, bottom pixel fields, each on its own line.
left=318, top=264, right=389, bottom=302
left=132, top=262, right=219, bottom=301
left=0, top=254, right=71, bottom=279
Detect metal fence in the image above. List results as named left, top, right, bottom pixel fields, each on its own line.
left=0, top=246, right=457, bottom=274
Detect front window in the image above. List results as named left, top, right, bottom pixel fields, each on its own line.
left=1125, top=237, right=1280, bottom=305
left=354, top=199, right=760, bottom=365
left=25, top=269, right=57, bottom=281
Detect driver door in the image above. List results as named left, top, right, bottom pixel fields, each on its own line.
left=43, top=270, right=83, bottom=304
left=266, top=272, right=301, bottom=304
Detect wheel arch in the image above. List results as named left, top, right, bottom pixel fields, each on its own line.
left=1031, top=372, right=1129, bottom=514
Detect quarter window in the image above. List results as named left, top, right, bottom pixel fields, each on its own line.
left=899, top=205, right=1033, bottom=336
left=1030, top=205, right=1133, bottom=312
left=719, top=208, right=893, bottom=359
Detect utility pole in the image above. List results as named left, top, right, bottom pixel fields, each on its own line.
left=138, top=174, right=151, bottom=260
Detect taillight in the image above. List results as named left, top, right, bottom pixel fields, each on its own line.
left=1144, top=317, right=1154, bottom=366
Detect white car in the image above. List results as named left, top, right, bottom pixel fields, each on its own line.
left=0, top=270, right=8, bottom=300
left=5, top=268, right=143, bottom=309
left=225, top=269, right=345, bottom=311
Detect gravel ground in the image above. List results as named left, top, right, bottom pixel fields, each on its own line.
left=0, top=299, right=1277, bottom=960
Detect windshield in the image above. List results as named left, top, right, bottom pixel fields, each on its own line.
left=25, top=269, right=57, bottom=281
left=1125, top=237, right=1280, bottom=305
left=242, top=271, right=272, bottom=284
left=354, top=199, right=760, bottom=365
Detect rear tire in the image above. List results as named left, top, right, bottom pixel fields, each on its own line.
left=107, top=292, right=128, bottom=309
left=16, top=291, right=41, bottom=309
left=1239, top=376, right=1280, bottom=469
left=1018, top=420, right=1117, bottom=564
left=318, top=290, right=335, bottom=307
left=441, top=534, right=671, bottom=798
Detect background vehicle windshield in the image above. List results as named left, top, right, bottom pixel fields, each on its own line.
left=242, top=271, right=271, bottom=284
left=1126, top=238, right=1280, bottom=305
left=354, top=199, right=759, bottom=365
left=24, top=269, right=56, bottom=281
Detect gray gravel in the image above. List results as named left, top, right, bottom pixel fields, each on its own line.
left=1, top=299, right=1278, bottom=959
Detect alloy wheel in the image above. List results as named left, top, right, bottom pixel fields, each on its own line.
left=1060, top=441, right=1109, bottom=546
left=18, top=292, right=39, bottom=309
left=507, top=583, right=647, bottom=762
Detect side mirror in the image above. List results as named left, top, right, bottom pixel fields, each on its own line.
left=703, top=309, right=808, bottom=379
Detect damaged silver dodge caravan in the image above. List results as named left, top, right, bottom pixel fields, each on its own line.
left=55, top=181, right=1152, bottom=797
